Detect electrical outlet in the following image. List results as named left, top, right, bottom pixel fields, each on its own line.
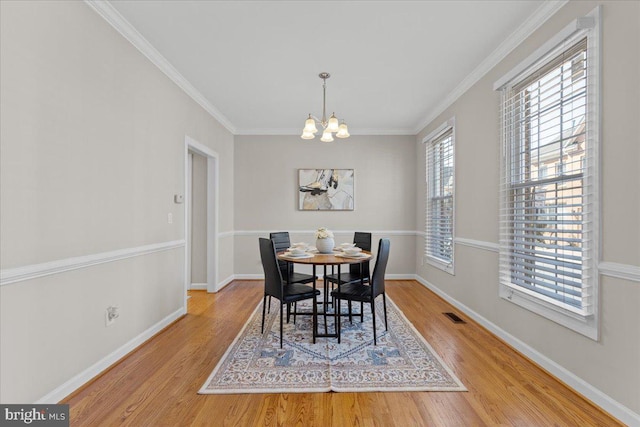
left=105, top=306, right=119, bottom=327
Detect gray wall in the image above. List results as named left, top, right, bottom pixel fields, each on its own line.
left=0, top=1, right=234, bottom=403
left=415, top=0, right=640, bottom=415
left=234, top=135, right=416, bottom=276
left=190, top=153, right=207, bottom=284
left=1, top=0, right=638, bottom=420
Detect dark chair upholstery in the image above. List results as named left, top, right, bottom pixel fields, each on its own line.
left=331, top=238, right=390, bottom=345
left=325, top=232, right=372, bottom=286
left=259, top=238, right=320, bottom=348
left=270, top=231, right=315, bottom=285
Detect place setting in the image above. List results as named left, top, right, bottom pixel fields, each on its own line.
left=335, top=243, right=368, bottom=258
left=280, top=242, right=315, bottom=259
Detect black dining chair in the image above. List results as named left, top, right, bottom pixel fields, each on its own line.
left=270, top=231, right=315, bottom=285
left=259, top=238, right=320, bottom=348
left=325, top=232, right=371, bottom=317
left=325, top=232, right=372, bottom=286
left=269, top=231, right=315, bottom=318
left=331, top=238, right=390, bottom=345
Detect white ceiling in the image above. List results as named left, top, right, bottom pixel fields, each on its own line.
left=104, top=0, right=562, bottom=135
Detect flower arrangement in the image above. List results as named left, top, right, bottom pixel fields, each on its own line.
left=315, top=227, right=334, bottom=239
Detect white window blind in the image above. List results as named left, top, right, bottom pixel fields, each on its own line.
left=497, top=22, right=599, bottom=327
left=425, top=126, right=454, bottom=271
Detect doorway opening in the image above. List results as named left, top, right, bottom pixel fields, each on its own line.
left=184, top=136, right=219, bottom=309
left=188, top=151, right=208, bottom=291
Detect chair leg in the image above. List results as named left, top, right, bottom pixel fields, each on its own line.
left=360, top=302, right=364, bottom=322
left=371, top=300, right=377, bottom=345
left=383, top=294, right=388, bottom=331
left=267, top=295, right=271, bottom=313
left=261, top=295, right=267, bottom=334
left=293, top=302, right=297, bottom=325
left=336, top=298, right=341, bottom=344
left=280, top=304, right=284, bottom=349
left=348, top=300, right=353, bottom=324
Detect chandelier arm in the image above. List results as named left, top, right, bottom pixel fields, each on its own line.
left=308, top=114, right=326, bottom=128
left=301, top=72, right=348, bottom=139
left=321, top=81, right=327, bottom=125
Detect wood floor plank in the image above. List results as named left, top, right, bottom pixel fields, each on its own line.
left=63, top=280, right=622, bottom=426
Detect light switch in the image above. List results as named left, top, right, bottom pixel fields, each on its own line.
left=174, top=194, right=184, bottom=204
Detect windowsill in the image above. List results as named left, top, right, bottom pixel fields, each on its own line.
left=499, top=283, right=598, bottom=340
left=425, top=256, right=455, bottom=275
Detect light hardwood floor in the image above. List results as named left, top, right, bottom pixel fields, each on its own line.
left=64, top=280, right=621, bottom=426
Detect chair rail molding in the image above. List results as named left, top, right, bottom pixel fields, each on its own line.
left=0, top=240, right=185, bottom=286
left=454, top=237, right=500, bottom=253
left=234, top=230, right=418, bottom=237
left=598, top=261, right=640, bottom=283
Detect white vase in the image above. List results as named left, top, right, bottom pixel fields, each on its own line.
left=316, top=237, right=335, bottom=254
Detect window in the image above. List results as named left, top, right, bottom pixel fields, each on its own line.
left=424, top=119, right=455, bottom=273
left=495, top=9, right=600, bottom=339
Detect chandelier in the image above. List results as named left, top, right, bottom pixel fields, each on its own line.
left=301, top=72, right=350, bottom=142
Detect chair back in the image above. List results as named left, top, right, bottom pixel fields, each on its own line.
left=350, top=232, right=372, bottom=276
left=370, top=238, right=390, bottom=299
left=259, top=238, right=284, bottom=299
left=270, top=232, right=292, bottom=279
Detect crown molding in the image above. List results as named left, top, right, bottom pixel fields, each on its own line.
left=412, top=0, right=569, bottom=134
left=85, top=0, right=568, bottom=138
left=84, top=0, right=236, bottom=134
left=235, top=127, right=416, bottom=136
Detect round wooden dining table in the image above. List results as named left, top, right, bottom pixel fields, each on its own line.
left=277, top=250, right=372, bottom=342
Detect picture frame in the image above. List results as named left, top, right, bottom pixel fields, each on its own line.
left=298, top=169, right=354, bottom=211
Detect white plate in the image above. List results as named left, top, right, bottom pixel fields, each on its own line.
left=336, top=253, right=369, bottom=259
left=283, top=252, right=314, bottom=259
left=338, top=243, right=355, bottom=249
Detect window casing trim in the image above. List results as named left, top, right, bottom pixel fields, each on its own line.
left=423, top=117, right=456, bottom=275
left=495, top=7, right=600, bottom=340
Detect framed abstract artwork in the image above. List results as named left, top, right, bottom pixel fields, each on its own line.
left=298, top=169, right=354, bottom=211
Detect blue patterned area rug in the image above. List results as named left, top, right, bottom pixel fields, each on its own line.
left=199, top=294, right=466, bottom=394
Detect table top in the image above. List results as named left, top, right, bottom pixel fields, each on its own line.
left=277, top=251, right=372, bottom=265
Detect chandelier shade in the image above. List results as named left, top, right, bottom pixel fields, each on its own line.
left=336, top=121, right=350, bottom=138
left=320, top=129, right=334, bottom=142
left=301, top=73, right=349, bottom=141
left=303, top=115, right=318, bottom=134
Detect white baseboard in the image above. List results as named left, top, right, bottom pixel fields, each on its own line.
left=386, top=274, right=417, bottom=280
left=412, top=274, right=640, bottom=426
left=190, top=283, right=207, bottom=290
left=216, top=275, right=235, bottom=291
left=36, top=307, right=185, bottom=404
left=233, top=274, right=264, bottom=280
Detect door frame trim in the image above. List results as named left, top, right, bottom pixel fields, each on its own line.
left=184, top=136, right=219, bottom=305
